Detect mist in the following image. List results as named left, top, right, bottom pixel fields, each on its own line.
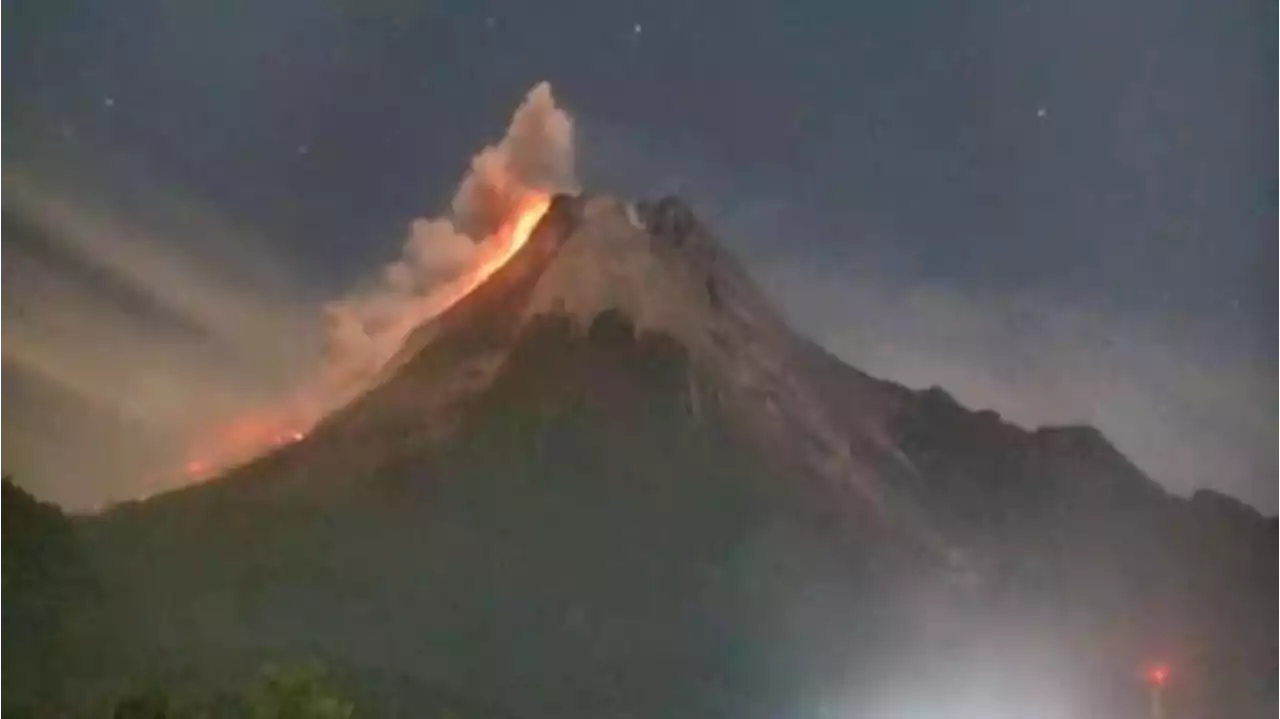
left=2, top=173, right=322, bottom=507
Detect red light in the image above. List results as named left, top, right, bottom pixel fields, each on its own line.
left=1145, top=664, right=1169, bottom=687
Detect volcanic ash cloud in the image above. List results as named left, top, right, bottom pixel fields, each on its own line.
left=320, top=81, right=577, bottom=407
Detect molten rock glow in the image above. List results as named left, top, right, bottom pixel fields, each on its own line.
left=182, top=406, right=309, bottom=481
left=414, top=192, right=553, bottom=324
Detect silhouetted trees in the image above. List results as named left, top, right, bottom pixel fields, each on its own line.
left=3, top=476, right=102, bottom=709
left=103, top=662, right=357, bottom=719
left=244, top=663, right=355, bottom=719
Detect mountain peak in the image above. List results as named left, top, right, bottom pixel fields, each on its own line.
left=522, top=194, right=761, bottom=352
left=203, top=193, right=909, bottom=528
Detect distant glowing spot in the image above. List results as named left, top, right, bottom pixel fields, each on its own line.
left=1145, top=663, right=1170, bottom=687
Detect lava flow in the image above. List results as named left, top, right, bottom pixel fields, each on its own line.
left=424, top=192, right=552, bottom=319
left=484, top=192, right=553, bottom=285
left=182, top=409, right=310, bottom=481
left=179, top=192, right=553, bottom=483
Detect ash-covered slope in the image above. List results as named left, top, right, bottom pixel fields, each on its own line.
left=36, top=195, right=1276, bottom=717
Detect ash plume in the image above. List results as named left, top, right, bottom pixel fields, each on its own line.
left=319, top=81, right=577, bottom=408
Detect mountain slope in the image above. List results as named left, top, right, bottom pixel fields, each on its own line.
left=78, top=196, right=917, bottom=717
left=22, top=195, right=1275, bottom=717
left=2, top=479, right=111, bottom=708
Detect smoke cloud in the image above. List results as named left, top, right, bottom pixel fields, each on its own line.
left=320, top=81, right=576, bottom=406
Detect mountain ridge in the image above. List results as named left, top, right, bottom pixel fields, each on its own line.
left=11, top=193, right=1273, bottom=717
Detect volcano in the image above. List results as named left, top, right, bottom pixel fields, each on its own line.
left=8, top=194, right=1275, bottom=718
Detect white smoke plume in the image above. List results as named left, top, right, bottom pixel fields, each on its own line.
left=319, top=81, right=576, bottom=408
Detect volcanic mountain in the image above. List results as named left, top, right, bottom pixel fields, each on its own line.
left=8, top=194, right=1275, bottom=717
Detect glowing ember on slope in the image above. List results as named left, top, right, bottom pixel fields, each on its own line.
left=181, top=407, right=310, bottom=480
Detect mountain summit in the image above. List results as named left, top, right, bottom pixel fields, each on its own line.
left=219, top=195, right=931, bottom=532
left=10, top=194, right=1275, bottom=717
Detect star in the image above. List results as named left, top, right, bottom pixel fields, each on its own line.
left=485, top=16, right=495, bottom=29
left=296, top=144, right=310, bottom=156
left=1036, top=106, right=1047, bottom=119
left=103, top=96, right=116, bottom=108
left=633, top=23, right=642, bottom=35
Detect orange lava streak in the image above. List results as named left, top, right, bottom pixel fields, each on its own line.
left=433, top=192, right=552, bottom=315
left=484, top=192, right=552, bottom=281
left=182, top=408, right=309, bottom=481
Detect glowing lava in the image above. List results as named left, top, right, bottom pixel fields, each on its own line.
left=182, top=408, right=310, bottom=481
left=481, top=192, right=553, bottom=285
left=428, top=192, right=553, bottom=317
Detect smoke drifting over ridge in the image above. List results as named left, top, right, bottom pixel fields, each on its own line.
left=319, top=82, right=576, bottom=408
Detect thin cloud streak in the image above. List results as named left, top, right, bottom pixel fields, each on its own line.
left=3, top=173, right=321, bottom=507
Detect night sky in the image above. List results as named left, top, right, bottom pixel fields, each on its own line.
left=5, top=0, right=1275, bottom=510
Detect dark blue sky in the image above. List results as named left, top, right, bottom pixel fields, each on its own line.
left=5, top=0, right=1276, bottom=508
